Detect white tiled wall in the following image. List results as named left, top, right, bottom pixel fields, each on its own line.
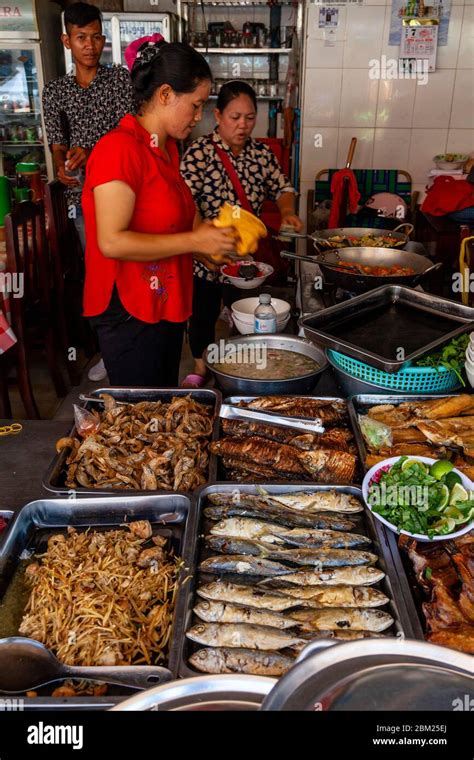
left=298, top=1, right=474, bottom=224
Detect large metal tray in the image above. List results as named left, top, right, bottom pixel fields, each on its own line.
left=299, top=286, right=474, bottom=373
left=217, top=396, right=361, bottom=484
left=0, top=494, right=195, bottom=709
left=175, top=483, right=421, bottom=679
left=43, top=388, right=222, bottom=495
left=347, top=393, right=456, bottom=474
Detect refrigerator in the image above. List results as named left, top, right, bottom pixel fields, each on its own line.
left=63, top=12, right=181, bottom=72
left=0, top=1, right=62, bottom=182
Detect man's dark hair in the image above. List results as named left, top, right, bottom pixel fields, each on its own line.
left=64, top=2, right=102, bottom=33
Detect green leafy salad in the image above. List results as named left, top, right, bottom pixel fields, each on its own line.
left=368, top=457, right=474, bottom=538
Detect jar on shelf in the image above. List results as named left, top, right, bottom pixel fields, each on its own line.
left=242, top=31, right=253, bottom=48
left=223, top=30, right=233, bottom=47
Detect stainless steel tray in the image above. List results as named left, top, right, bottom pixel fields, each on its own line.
left=218, top=396, right=360, bottom=484
left=347, top=393, right=454, bottom=474
left=42, top=388, right=222, bottom=495
left=176, top=483, right=421, bottom=679
left=0, top=494, right=195, bottom=708
left=299, top=286, right=474, bottom=373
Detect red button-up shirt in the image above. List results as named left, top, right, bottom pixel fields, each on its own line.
left=82, top=113, right=195, bottom=323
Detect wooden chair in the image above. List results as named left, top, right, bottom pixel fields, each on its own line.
left=2, top=200, right=67, bottom=418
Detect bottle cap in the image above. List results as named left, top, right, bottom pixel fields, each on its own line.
left=259, top=293, right=271, bottom=304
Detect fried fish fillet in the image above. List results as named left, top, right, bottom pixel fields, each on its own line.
left=241, top=397, right=347, bottom=425
left=402, top=395, right=474, bottom=419
left=416, top=417, right=474, bottom=447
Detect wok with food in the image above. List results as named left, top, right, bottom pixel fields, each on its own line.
left=312, top=224, right=413, bottom=250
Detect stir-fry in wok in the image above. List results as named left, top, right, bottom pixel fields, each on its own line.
left=333, top=261, right=416, bottom=277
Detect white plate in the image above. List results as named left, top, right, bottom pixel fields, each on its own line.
left=362, top=456, right=474, bottom=543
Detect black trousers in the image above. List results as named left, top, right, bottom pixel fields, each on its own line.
left=89, top=288, right=185, bottom=387
left=189, top=275, right=240, bottom=360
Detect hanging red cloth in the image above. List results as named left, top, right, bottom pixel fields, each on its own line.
left=421, top=176, right=474, bottom=216
left=328, top=169, right=361, bottom=228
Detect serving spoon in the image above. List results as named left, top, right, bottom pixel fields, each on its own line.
left=0, top=638, right=173, bottom=694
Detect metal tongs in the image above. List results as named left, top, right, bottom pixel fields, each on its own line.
left=220, top=403, right=325, bottom=434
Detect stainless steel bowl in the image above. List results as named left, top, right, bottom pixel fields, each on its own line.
left=110, top=674, right=276, bottom=711
left=204, top=334, right=328, bottom=395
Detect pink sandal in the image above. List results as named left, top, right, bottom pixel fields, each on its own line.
left=181, top=373, right=207, bottom=389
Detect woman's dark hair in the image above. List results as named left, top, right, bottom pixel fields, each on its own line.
left=131, top=41, right=212, bottom=109
left=216, top=81, right=257, bottom=113
left=64, top=2, right=102, bottom=33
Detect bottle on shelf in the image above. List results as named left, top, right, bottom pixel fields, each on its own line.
left=254, top=293, right=277, bottom=334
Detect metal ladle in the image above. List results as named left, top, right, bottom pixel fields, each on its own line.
left=0, top=638, right=173, bottom=694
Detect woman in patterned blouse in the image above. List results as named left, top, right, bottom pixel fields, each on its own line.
left=180, top=81, right=303, bottom=387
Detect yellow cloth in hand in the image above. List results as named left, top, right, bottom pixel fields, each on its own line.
left=213, top=202, right=267, bottom=255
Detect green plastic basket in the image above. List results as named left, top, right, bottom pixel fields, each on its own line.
left=327, top=349, right=461, bottom=393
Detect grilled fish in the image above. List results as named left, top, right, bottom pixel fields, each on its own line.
left=208, top=490, right=363, bottom=514
left=197, top=582, right=306, bottom=612
left=259, top=566, right=386, bottom=587
left=189, top=647, right=295, bottom=676
left=298, top=450, right=356, bottom=484
left=290, top=608, right=394, bottom=632
left=211, top=437, right=308, bottom=476
left=186, top=623, right=306, bottom=650
left=203, top=505, right=357, bottom=532
left=210, top=517, right=370, bottom=548
left=221, top=418, right=353, bottom=452
left=193, top=600, right=296, bottom=629
left=267, top=547, right=378, bottom=567
left=242, top=396, right=347, bottom=425
left=199, top=555, right=292, bottom=576
left=268, top=585, right=389, bottom=608
left=205, top=535, right=272, bottom=557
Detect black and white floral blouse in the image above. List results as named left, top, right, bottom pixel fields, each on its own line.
left=42, top=65, right=134, bottom=207
left=181, top=128, right=294, bottom=281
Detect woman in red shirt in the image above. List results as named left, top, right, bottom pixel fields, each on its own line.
left=82, top=40, right=234, bottom=386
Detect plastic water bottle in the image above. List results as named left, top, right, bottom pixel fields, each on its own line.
left=254, top=293, right=277, bottom=334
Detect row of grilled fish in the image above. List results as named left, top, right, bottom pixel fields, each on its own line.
left=186, top=491, right=395, bottom=676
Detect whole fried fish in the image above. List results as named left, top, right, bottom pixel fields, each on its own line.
left=189, top=647, right=294, bottom=676
left=194, top=600, right=296, bottom=629
left=208, top=490, right=363, bottom=514
left=267, top=547, right=378, bottom=567
left=203, top=505, right=357, bottom=532
left=197, top=582, right=306, bottom=612
left=259, top=566, right=385, bottom=587
left=268, top=585, right=389, bottom=608
left=199, top=555, right=292, bottom=576
left=298, top=450, right=356, bottom=484
left=205, top=535, right=271, bottom=557
left=290, top=608, right=394, bottom=632
left=210, top=517, right=370, bottom=548
left=186, top=623, right=306, bottom=650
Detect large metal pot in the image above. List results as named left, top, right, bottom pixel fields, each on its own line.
left=281, top=248, right=442, bottom=294
left=204, top=334, right=328, bottom=395
left=110, top=674, right=276, bottom=711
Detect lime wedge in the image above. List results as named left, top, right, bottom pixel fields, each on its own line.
left=449, top=483, right=469, bottom=506
left=401, top=458, right=428, bottom=473
left=438, top=484, right=450, bottom=509
left=433, top=517, right=456, bottom=534
left=429, top=460, right=454, bottom=480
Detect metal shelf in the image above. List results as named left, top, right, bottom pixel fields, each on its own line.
left=196, top=47, right=290, bottom=54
